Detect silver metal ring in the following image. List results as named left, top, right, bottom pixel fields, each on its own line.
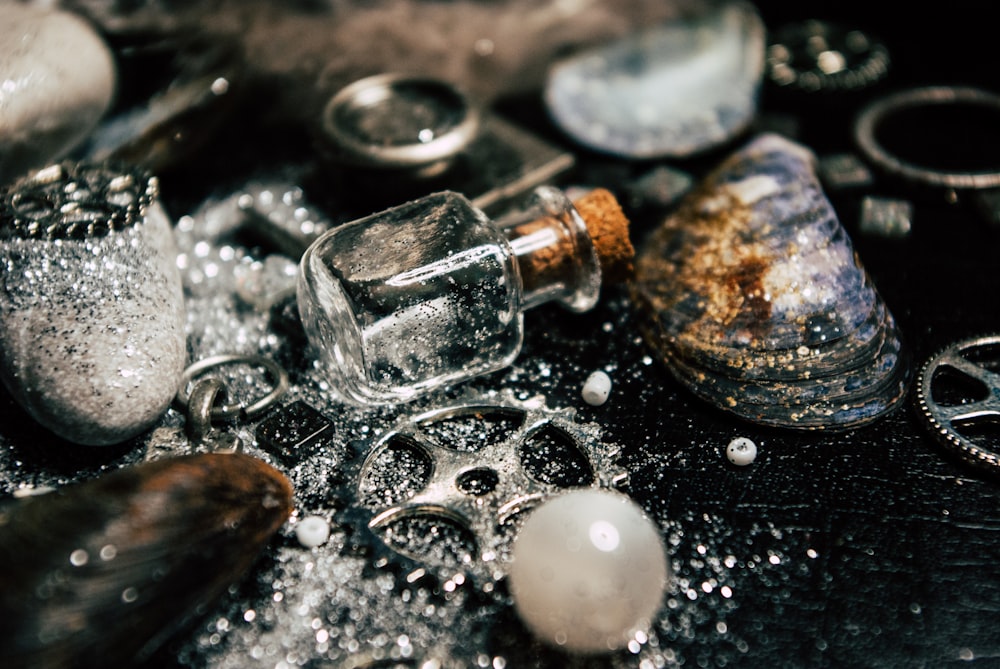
left=854, top=86, right=1000, bottom=190
left=321, top=73, right=480, bottom=173
left=175, top=354, right=289, bottom=421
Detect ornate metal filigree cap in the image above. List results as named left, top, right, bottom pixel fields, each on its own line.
left=0, top=162, right=158, bottom=240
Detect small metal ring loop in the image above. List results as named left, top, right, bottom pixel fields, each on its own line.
left=175, top=354, right=289, bottom=421
left=185, top=377, right=228, bottom=443
left=854, top=86, right=1000, bottom=190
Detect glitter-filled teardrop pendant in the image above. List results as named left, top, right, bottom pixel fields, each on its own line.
left=0, top=452, right=294, bottom=669
left=0, top=162, right=187, bottom=445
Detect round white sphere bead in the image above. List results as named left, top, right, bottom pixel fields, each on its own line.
left=581, top=370, right=612, bottom=406
left=726, top=436, right=757, bottom=466
left=508, top=488, right=670, bottom=654
left=295, top=515, right=331, bottom=548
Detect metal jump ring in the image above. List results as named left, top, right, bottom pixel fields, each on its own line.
left=185, top=377, right=228, bottom=443
left=175, top=354, right=289, bottom=421
left=854, top=86, right=1000, bottom=190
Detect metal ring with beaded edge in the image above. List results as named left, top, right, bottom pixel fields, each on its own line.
left=914, top=334, right=1000, bottom=472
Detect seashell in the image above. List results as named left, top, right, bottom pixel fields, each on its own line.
left=543, top=0, right=765, bottom=159
left=630, top=133, right=910, bottom=430
left=0, top=452, right=294, bottom=669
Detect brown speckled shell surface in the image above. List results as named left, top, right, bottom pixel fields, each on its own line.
left=631, top=133, right=910, bottom=430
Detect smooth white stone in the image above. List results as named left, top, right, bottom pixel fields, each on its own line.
left=544, top=0, right=764, bottom=159
left=508, top=488, right=670, bottom=654
left=0, top=4, right=116, bottom=182
left=0, top=200, right=187, bottom=446
left=581, top=370, right=612, bottom=406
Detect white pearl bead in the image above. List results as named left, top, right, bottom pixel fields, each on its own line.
left=726, top=436, right=757, bottom=466
left=294, top=515, right=331, bottom=548
left=581, top=370, right=612, bottom=406
left=508, top=488, right=670, bottom=654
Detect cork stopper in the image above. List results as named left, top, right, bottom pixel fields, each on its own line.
left=572, top=188, right=635, bottom=283
left=508, top=188, right=634, bottom=301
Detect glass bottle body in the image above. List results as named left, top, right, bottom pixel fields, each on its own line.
left=297, top=186, right=602, bottom=406
left=298, top=192, right=521, bottom=405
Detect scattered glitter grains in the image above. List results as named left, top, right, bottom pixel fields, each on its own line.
left=177, top=547, right=486, bottom=669
left=172, top=178, right=328, bottom=360
left=581, top=370, right=612, bottom=405
left=726, top=437, right=758, bottom=466
left=294, top=515, right=331, bottom=548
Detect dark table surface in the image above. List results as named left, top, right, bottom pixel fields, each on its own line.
left=2, top=1, right=999, bottom=668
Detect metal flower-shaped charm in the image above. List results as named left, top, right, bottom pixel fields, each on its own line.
left=345, top=399, right=626, bottom=583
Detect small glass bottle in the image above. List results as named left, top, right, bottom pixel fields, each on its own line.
left=296, top=185, right=632, bottom=406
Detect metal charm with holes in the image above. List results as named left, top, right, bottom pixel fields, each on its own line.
left=348, top=399, right=628, bottom=584
left=915, top=334, right=1000, bottom=471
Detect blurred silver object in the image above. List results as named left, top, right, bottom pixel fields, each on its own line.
left=0, top=4, right=116, bottom=183
left=767, top=20, right=890, bottom=93
left=322, top=73, right=481, bottom=178
left=859, top=195, right=913, bottom=238
left=854, top=86, right=1000, bottom=191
